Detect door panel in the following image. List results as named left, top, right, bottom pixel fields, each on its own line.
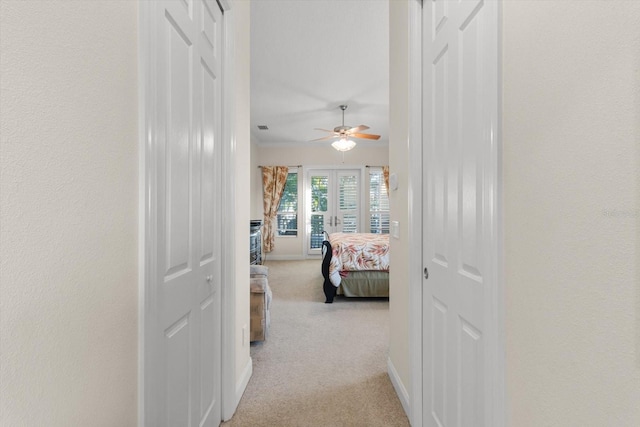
left=422, top=1, right=499, bottom=426
left=431, top=297, right=447, bottom=427
left=200, top=61, right=217, bottom=264
left=165, top=315, right=191, bottom=426
left=337, top=171, right=359, bottom=233
left=432, top=41, right=449, bottom=268
left=199, top=296, right=216, bottom=422
left=165, top=8, right=193, bottom=278
left=309, top=173, right=330, bottom=252
left=147, top=1, right=223, bottom=426
left=307, top=169, right=361, bottom=254
left=460, top=319, right=482, bottom=426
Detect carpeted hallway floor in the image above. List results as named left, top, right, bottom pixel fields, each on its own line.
left=222, top=260, right=409, bottom=427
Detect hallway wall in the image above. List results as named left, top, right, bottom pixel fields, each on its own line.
left=233, top=0, right=252, bottom=399
left=503, top=1, right=640, bottom=424
left=388, top=0, right=411, bottom=407
left=0, top=1, right=139, bottom=425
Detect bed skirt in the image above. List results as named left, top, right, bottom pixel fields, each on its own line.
left=337, top=271, right=389, bottom=298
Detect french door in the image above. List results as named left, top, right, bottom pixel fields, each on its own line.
left=144, top=1, right=223, bottom=426
left=421, top=1, right=501, bottom=426
left=307, top=168, right=361, bottom=255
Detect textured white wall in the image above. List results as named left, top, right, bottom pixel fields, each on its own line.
left=254, top=143, right=388, bottom=167
left=0, top=1, right=138, bottom=426
left=250, top=137, right=262, bottom=220
left=252, top=144, right=389, bottom=259
left=388, top=0, right=411, bottom=398
left=233, top=0, right=252, bottom=389
left=503, top=1, right=640, bottom=424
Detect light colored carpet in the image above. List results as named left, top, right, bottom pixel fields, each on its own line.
left=222, top=260, right=409, bottom=427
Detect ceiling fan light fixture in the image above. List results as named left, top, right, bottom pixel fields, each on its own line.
left=312, top=104, right=380, bottom=147
left=332, top=137, right=356, bottom=152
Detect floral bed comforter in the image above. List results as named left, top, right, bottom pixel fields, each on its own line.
left=328, top=233, right=390, bottom=287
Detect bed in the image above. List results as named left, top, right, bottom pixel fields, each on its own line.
left=321, top=232, right=390, bottom=303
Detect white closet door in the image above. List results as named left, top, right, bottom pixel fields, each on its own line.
left=146, top=1, right=223, bottom=426
left=422, top=1, right=500, bottom=426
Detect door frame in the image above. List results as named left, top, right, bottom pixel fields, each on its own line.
left=406, top=1, right=505, bottom=425
left=406, top=1, right=423, bottom=425
left=138, top=1, right=236, bottom=425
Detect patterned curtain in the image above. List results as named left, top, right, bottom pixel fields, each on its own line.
left=382, top=166, right=390, bottom=195
left=262, top=166, right=289, bottom=252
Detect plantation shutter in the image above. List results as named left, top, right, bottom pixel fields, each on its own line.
left=338, top=172, right=359, bottom=233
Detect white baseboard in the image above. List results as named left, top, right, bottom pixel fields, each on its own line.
left=388, top=357, right=411, bottom=419
left=235, top=357, right=253, bottom=411
left=262, top=254, right=308, bottom=261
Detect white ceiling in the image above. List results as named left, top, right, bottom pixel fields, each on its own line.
left=250, top=0, right=389, bottom=148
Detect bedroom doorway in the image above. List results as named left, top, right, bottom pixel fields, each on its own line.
left=306, top=168, right=363, bottom=256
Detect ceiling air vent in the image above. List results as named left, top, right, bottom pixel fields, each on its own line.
left=257, top=125, right=269, bottom=130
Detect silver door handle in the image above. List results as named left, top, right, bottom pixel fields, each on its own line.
left=423, top=267, right=429, bottom=279
left=206, top=275, right=213, bottom=283
left=335, top=216, right=340, bottom=225
left=329, top=216, right=333, bottom=227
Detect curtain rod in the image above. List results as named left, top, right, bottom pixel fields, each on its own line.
left=257, top=164, right=386, bottom=168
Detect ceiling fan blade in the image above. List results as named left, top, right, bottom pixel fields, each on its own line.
left=351, top=133, right=381, bottom=140
left=313, top=128, right=336, bottom=133
left=310, top=135, right=336, bottom=142
left=348, top=125, right=370, bottom=133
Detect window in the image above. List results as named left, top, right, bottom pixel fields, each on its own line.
left=277, top=170, right=298, bottom=236
left=369, top=169, right=389, bottom=234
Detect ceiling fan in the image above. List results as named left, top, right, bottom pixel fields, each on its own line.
left=312, top=105, right=380, bottom=151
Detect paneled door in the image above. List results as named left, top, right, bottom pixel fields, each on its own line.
left=145, top=1, right=223, bottom=426
left=422, top=1, right=500, bottom=426
left=307, top=169, right=361, bottom=255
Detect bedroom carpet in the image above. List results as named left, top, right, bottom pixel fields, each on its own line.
left=221, top=259, right=410, bottom=427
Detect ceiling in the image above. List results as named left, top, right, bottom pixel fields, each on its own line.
left=250, top=0, right=389, bottom=148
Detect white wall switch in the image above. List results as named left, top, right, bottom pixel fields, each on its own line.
left=391, top=221, right=400, bottom=239
left=389, top=173, right=398, bottom=191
